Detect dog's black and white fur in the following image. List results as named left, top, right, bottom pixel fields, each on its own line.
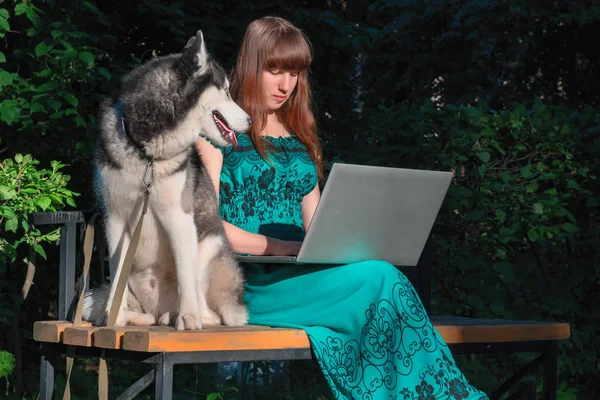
left=83, top=31, right=250, bottom=330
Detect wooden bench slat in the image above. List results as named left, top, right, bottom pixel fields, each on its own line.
left=63, top=326, right=99, bottom=347
left=33, top=321, right=91, bottom=343
left=33, top=317, right=570, bottom=352
left=123, top=326, right=311, bottom=352
left=431, top=316, right=571, bottom=344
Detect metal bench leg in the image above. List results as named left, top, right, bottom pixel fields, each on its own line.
left=155, top=353, right=173, bottom=400
left=116, top=369, right=155, bottom=400
left=542, top=341, right=558, bottom=400
left=39, top=343, right=57, bottom=400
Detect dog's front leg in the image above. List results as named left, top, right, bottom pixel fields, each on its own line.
left=157, top=210, right=202, bottom=330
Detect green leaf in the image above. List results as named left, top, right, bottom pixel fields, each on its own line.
left=0, top=185, right=16, bottom=200
left=78, top=51, right=95, bottom=65
left=0, top=16, right=9, bottom=32
left=520, top=164, right=534, bottom=179
left=32, top=243, right=47, bottom=259
left=97, top=67, right=112, bottom=80
left=0, top=51, right=5, bottom=63
left=476, top=151, right=490, bottom=162
left=0, top=70, right=15, bottom=85
left=533, top=203, right=544, bottom=215
left=0, top=104, right=19, bottom=124
left=45, top=230, right=61, bottom=241
left=14, top=3, right=27, bottom=15
left=38, top=196, right=51, bottom=211
left=51, top=29, right=63, bottom=39
left=537, top=161, right=545, bottom=172
left=46, top=98, right=61, bottom=112
left=562, top=223, right=579, bottom=233
left=30, top=102, right=44, bottom=114
left=5, top=218, right=18, bottom=232
left=0, top=9, right=9, bottom=19
left=525, top=181, right=538, bottom=193
left=14, top=153, right=23, bottom=163
left=206, top=394, right=220, bottom=400
left=495, top=209, right=506, bottom=223
left=566, top=179, right=580, bottom=190
left=38, top=82, right=59, bottom=92
left=35, top=42, right=51, bottom=57
left=25, top=7, right=42, bottom=28
left=501, top=171, right=513, bottom=183
left=61, top=92, right=78, bottom=107
left=528, top=228, right=539, bottom=242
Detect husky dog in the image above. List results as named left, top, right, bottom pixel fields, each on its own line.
left=83, top=30, right=250, bottom=330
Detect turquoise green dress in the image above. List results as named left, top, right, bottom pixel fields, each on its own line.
left=212, top=133, right=487, bottom=400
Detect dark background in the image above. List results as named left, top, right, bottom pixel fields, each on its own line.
left=0, top=0, right=598, bottom=398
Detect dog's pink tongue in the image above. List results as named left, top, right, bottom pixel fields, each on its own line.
left=215, top=117, right=238, bottom=147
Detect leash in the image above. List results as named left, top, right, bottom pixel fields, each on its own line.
left=98, top=158, right=154, bottom=400
left=61, top=157, right=154, bottom=399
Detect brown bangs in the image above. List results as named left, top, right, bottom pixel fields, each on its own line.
left=264, top=30, right=312, bottom=72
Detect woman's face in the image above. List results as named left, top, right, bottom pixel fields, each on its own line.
left=261, top=69, right=299, bottom=111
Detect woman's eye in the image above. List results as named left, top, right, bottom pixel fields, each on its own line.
left=270, top=70, right=280, bottom=75
left=290, top=72, right=299, bottom=77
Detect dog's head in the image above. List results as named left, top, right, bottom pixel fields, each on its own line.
left=179, top=31, right=250, bottom=148
left=110, top=30, right=251, bottom=161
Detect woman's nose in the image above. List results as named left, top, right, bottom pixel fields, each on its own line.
left=279, top=75, right=293, bottom=92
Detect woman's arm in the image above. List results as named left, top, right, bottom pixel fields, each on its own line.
left=196, top=138, right=300, bottom=256
left=301, top=183, right=321, bottom=232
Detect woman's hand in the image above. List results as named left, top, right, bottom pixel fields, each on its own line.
left=266, top=238, right=302, bottom=256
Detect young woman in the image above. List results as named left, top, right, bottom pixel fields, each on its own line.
left=197, top=16, right=488, bottom=400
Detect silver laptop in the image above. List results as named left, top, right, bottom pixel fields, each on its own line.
left=236, top=163, right=453, bottom=266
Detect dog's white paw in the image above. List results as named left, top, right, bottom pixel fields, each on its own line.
left=175, top=312, right=202, bottom=330
left=202, top=309, right=222, bottom=327
left=158, top=311, right=176, bottom=326
left=220, top=304, right=249, bottom=327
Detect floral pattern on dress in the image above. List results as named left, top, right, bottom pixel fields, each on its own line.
left=309, top=272, right=488, bottom=400
left=216, top=133, right=317, bottom=236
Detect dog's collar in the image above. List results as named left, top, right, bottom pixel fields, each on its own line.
left=115, top=100, right=154, bottom=161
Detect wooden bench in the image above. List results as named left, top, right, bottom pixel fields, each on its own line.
left=30, top=211, right=570, bottom=400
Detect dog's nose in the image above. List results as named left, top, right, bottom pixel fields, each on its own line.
left=247, top=117, right=253, bottom=126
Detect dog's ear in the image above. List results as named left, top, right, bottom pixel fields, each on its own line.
left=182, top=30, right=208, bottom=75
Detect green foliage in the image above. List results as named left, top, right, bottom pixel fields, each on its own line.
left=351, top=99, right=600, bottom=396
left=1, top=0, right=599, bottom=398
left=0, top=154, right=78, bottom=269
left=0, top=350, right=15, bottom=396
left=360, top=0, right=600, bottom=108
left=0, top=350, right=15, bottom=380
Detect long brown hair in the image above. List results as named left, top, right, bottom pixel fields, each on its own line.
left=231, top=16, right=323, bottom=180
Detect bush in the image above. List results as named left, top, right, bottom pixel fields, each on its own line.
left=348, top=99, right=600, bottom=397
left=0, top=153, right=78, bottom=396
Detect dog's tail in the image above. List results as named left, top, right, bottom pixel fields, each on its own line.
left=81, top=284, right=110, bottom=323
